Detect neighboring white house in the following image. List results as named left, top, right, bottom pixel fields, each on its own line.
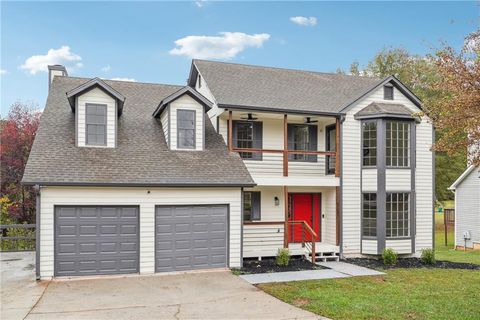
left=23, top=60, right=435, bottom=280
left=449, top=165, right=480, bottom=250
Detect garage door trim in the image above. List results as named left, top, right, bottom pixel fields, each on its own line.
left=54, top=205, right=140, bottom=277
left=154, top=204, right=230, bottom=272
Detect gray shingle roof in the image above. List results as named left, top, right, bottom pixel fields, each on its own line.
left=22, top=76, right=255, bottom=186
left=354, top=102, right=415, bottom=119
left=192, top=59, right=384, bottom=114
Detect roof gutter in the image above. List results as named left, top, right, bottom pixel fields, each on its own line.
left=22, top=181, right=257, bottom=188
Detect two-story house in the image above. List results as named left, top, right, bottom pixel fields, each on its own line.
left=23, top=60, right=434, bottom=279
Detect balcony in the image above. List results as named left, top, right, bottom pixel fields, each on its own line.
left=219, top=110, right=341, bottom=186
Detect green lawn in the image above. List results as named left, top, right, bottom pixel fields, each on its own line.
left=259, top=269, right=480, bottom=320
left=257, top=203, right=480, bottom=320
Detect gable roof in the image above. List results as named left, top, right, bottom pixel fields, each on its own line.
left=152, top=86, right=213, bottom=118
left=66, top=77, right=126, bottom=114
left=190, top=60, right=423, bottom=115
left=354, top=102, right=415, bottom=120
left=22, top=76, right=254, bottom=187
left=449, top=165, right=479, bottom=190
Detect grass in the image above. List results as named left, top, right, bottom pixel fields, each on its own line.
left=259, top=269, right=480, bottom=320
left=257, top=201, right=480, bottom=320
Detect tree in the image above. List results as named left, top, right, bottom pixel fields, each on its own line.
left=424, top=30, right=480, bottom=165
left=0, top=101, right=41, bottom=223
left=354, top=45, right=469, bottom=200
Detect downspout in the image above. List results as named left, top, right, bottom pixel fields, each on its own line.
left=34, top=184, right=41, bottom=280
left=339, top=115, right=345, bottom=258
left=240, top=187, right=244, bottom=268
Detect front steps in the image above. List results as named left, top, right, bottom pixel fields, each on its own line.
left=303, top=242, right=340, bottom=262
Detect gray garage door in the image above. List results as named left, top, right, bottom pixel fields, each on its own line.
left=155, top=205, right=228, bottom=272
left=55, top=206, right=139, bottom=277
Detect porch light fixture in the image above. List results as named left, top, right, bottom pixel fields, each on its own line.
left=274, top=196, right=279, bottom=206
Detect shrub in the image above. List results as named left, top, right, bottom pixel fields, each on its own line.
left=276, top=248, right=290, bottom=266
left=421, top=248, right=436, bottom=265
left=382, top=248, right=398, bottom=266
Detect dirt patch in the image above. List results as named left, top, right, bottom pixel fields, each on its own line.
left=293, top=298, right=312, bottom=306
left=233, top=257, right=323, bottom=274
left=345, top=258, right=480, bottom=270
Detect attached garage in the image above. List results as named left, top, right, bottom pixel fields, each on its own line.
left=155, top=205, right=228, bottom=272
left=55, top=206, right=139, bottom=277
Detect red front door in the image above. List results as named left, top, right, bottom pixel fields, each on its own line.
left=288, top=193, right=321, bottom=243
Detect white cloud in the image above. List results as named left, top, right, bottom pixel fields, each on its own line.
left=195, top=0, right=206, bottom=7
left=169, top=32, right=270, bottom=60
left=111, top=77, right=137, bottom=82
left=290, top=16, right=317, bottom=26
left=0, top=69, right=6, bottom=75
left=101, top=65, right=111, bottom=72
left=20, top=46, right=82, bottom=75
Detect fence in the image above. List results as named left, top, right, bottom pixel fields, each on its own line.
left=0, top=224, right=36, bottom=251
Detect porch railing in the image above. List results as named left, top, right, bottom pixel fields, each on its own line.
left=286, top=220, right=317, bottom=264
left=0, top=224, right=36, bottom=252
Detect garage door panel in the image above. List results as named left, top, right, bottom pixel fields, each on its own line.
left=155, top=205, right=228, bottom=272
left=55, top=206, right=139, bottom=276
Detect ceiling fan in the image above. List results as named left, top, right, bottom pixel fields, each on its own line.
left=304, top=117, right=318, bottom=124
left=241, top=113, right=258, bottom=121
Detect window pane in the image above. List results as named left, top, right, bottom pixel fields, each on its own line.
left=326, top=126, right=336, bottom=174
left=235, top=122, right=255, bottom=159
left=386, top=121, right=409, bottom=167
left=362, top=121, right=377, bottom=166
left=362, top=193, right=377, bottom=237
left=177, top=110, right=195, bottom=148
left=243, top=192, right=261, bottom=221
left=178, top=129, right=195, bottom=148
left=386, top=192, right=410, bottom=238
left=85, top=105, right=107, bottom=146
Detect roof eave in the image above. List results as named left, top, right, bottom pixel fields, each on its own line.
left=66, top=78, right=126, bottom=113
left=21, top=180, right=257, bottom=188
left=218, top=103, right=344, bottom=117
left=448, top=165, right=476, bottom=190
left=152, top=86, right=213, bottom=118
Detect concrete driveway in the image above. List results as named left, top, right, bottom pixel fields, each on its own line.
left=1, top=252, right=321, bottom=320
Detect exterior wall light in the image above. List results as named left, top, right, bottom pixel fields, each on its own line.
left=274, top=196, right=279, bottom=206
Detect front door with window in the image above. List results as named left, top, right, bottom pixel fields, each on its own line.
left=288, top=193, right=321, bottom=243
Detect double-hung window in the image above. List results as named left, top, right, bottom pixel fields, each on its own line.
left=386, top=192, right=410, bottom=237
left=288, top=124, right=318, bottom=162
left=386, top=121, right=410, bottom=167
left=86, top=104, right=107, bottom=146
left=243, top=191, right=261, bottom=221
left=233, top=121, right=262, bottom=160
left=362, top=121, right=377, bottom=166
left=177, top=110, right=195, bottom=149
left=362, top=193, right=377, bottom=237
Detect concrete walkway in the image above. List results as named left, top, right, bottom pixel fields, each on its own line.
left=240, top=261, right=384, bottom=284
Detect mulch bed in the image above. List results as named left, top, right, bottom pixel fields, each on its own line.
left=234, top=258, right=323, bottom=274
left=345, top=258, right=480, bottom=270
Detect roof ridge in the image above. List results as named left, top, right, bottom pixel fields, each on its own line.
left=193, top=59, right=381, bottom=80
left=58, top=75, right=184, bottom=88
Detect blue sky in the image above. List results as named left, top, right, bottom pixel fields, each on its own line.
left=1, top=1, right=478, bottom=115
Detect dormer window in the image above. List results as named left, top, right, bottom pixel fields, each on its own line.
left=384, top=84, right=394, bottom=100
left=152, top=86, right=213, bottom=151
left=86, top=104, right=107, bottom=146
left=177, top=109, right=196, bottom=149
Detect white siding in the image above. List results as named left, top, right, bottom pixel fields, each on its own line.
left=386, top=239, right=412, bottom=254
left=362, top=169, right=377, bottom=192
left=39, top=186, right=241, bottom=279
left=414, top=117, right=434, bottom=252
left=343, top=84, right=433, bottom=255
left=454, top=167, right=480, bottom=248
left=386, top=169, right=411, bottom=191
left=160, top=105, right=169, bottom=147
left=76, top=87, right=116, bottom=148
left=362, top=240, right=377, bottom=255
left=169, top=95, right=204, bottom=151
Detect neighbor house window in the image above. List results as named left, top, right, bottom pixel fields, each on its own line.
left=386, top=121, right=410, bottom=167
left=362, top=121, right=377, bottom=166
left=384, top=85, right=394, bottom=100
left=288, top=124, right=318, bottom=162
left=243, top=191, right=261, bottom=221
left=386, top=192, right=410, bottom=238
left=362, top=193, right=377, bottom=237
left=325, top=124, right=336, bottom=174
left=86, top=104, right=107, bottom=146
left=233, top=121, right=262, bottom=160
left=177, top=109, right=196, bottom=149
